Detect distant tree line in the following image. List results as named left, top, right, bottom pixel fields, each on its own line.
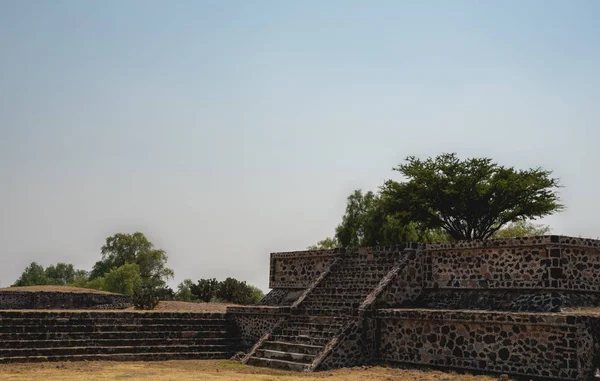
left=309, top=153, right=560, bottom=249
left=174, top=277, right=263, bottom=305
left=12, top=232, right=263, bottom=308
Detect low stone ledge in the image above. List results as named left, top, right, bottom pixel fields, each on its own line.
left=0, top=291, right=132, bottom=310
left=226, top=306, right=290, bottom=315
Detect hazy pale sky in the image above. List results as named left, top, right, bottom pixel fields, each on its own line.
left=1, top=1, right=599, bottom=291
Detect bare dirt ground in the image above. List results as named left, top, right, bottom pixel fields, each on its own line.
left=0, top=286, right=116, bottom=294
left=0, top=360, right=509, bottom=381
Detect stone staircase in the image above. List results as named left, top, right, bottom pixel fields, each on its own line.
left=245, top=250, right=402, bottom=371
left=0, top=311, right=242, bottom=363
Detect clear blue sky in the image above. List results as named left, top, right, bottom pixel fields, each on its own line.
left=1, top=1, right=599, bottom=291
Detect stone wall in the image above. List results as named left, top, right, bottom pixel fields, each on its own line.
left=424, top=236, right=600, bottom=292
left=0, top=291, right=132, bottom=310
left=227, top=306, right=289, bottom=347
left=237, top=235, right=600, bottom=379
left=269, top=249, right=341, bottom=289
left=376, top=309, right=593, bottom=380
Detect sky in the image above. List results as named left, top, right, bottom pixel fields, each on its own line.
left=1, top=0, right=599, bottom=292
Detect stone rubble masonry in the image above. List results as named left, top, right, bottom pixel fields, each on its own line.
left=228, top=235, right=600, bottom=380
left=0, top=310, right=243, bottom=363
left=227, top=306, right=289, bottom=347
left=0, top=291, right=132, bottom=310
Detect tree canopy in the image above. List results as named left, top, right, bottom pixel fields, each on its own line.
left=309, top=153, right=562, bottom=248
left=380, top=153, right=562, bottom=240
left=90, top=232, right=173, bottom=289
left=13, top=262, right=87, bottom=287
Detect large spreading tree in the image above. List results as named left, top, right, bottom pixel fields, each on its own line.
left=380, top=153, right=562, bottom=241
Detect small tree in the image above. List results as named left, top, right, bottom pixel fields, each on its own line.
left=12, top=262, right=48, bottom=287
left=190, top=278, right=220, bottom=303
left=217, top=278, right=263, bottom=305
left=175, top=279, right=197, bottom=302
left=381, top=153, right=563, bottom=241
left=45, top=263, right=77, bottom=285
left=133, top=283, right=160, bottom=310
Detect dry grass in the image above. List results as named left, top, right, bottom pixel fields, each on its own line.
left=126, top=300, right=235, bottom=313
left=0, top=360, right=508, bottom=381
left=0, top=286, right=116, bottom=295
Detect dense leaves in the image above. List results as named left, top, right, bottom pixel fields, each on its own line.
left=381, top=154, right=562, bottom=240
left=190, top=278, right=220, bottom=303
left=13, top=262, right=87, bottom=287
left=174, top=279, right=197, bottom=302
left=310, top=153, right=561, bottom=248
left=183, top=278, right=263, bottom=305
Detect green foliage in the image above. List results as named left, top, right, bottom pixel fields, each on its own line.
left=12, top=262, right=48, bottom=287
left=332, top=190, right=439, bottom=247
left=187, top=278, right=263, bottom=305
left=381, top=153, right=563, bottom=241
left=90, top=232, right=173, bottom=284
left=190, top=278, right=220, bottom=303
left=247, top=285, right=265, bottom=304
left=216, top=277, right=264, bottom=305
left=334, top=190, right=380, bottom=248
left=84, top=276, right=106, bottom=291
left=44, top=263, right=79, bottom=285
left=132, top=283, right=160, bottom=310
left=307, top=237, right=338, bottom=250
left=104, top=263, right=142, bottom=295
left=13, top=262, right=90, bottom=287
left=175, top=279, right=197, bottom=302
left=492, top=220, right=551, bottom=239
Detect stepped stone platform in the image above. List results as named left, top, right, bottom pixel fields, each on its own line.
left=0, top=311, right=242, bottom=363
left=0, top=287, right=132, bottom=310
left=227, top=235, right=600, bottom=380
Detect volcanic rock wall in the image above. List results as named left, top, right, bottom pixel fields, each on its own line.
left=0, top=291, right=132, bottom=310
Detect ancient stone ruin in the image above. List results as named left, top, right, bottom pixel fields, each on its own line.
left=0, top=290, right=132, bottom=310
left=1, top=235, right=600, bottom=381
left=228, top=235, right=600, bottom=380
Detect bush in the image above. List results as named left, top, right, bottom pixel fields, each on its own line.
left=216, top=277, right=263, bottom=305
left=84, top=276, right=106, bottom=291
left=174, top=279, right=196, bottom=302
left=190, top=278, right=220, bottom=303
left=133, top=283, right=160, bottom=310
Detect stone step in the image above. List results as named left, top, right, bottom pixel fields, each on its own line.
left=0, top=324, right=228, bottom=333
left=246, top=356, right=310, bottom=371
left=269, top=334, right=330, bottom=346
left=283, top=321, right=345, bottom=331
left=0, top=344, right=237, bottom=357
left=309, top=288, right=374, bottom=296
left=0, top=318, right=228, bottom=326
left=275, top=327, right=339, bottom=338
left=286, top=315, right=347, bottom=323
left=0, top=351, right=233, bottom=364
left=254, top=349, right=316, bottom=364
left=0, top=330, right=233, bottom=341
left=0, top=312, right=226, bottom=319
left=298, top=307, right=355, bottom=316
left=299, top=301, right=362, bottom=310
left=261, top=341, right=322, bottom=355
left=0, top=337, right=240, bottom=349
